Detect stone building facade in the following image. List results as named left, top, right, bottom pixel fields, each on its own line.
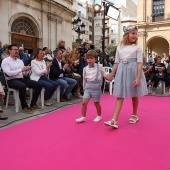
left=137, top=0, right=170, bottom=57
left=0, top=0, right=75, bottom=53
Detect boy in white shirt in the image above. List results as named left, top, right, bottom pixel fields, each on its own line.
left=76, top=50, right=107, bottom=123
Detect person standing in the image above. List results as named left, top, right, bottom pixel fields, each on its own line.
left=1, top=44, right=42, bottom=113
left=76, top=50, right=107, bottom=123
left=104, top=25, right=147, bottom=129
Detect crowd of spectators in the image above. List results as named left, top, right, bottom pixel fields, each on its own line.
left=143, top=53, right=170, bottom=95
left=0, top=39, right=109, bottom=120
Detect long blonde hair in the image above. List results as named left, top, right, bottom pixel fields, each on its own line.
left=120, top=25, right=138, bottom=47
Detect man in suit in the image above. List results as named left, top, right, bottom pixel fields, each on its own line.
left=49, top=48, right=76, bottom=102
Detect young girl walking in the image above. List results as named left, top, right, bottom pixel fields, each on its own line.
left=76, top=50, right=107, bottom=123
left=104, top=25, right=147, bottom=129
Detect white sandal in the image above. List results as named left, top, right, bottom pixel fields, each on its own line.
left=104, top=119, right=118, bottom=129
left=128, top=115, right=139, bottom=124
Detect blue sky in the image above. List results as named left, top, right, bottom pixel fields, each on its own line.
left=133, top=0, right=137, bottom=4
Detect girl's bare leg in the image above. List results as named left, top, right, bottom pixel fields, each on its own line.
left=132, top=97, right=138, bottom=116
left=112, top=98, right=124, bottom=121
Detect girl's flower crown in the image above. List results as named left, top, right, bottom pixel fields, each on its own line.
left=123, top=25, right=138, bottom=32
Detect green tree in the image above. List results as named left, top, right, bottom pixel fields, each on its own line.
left=105, top=44, right=117, bottom=57
left=75, top=38, right=83, bottom=44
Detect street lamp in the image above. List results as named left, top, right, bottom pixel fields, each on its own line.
left=72, top=17, right=86, bottom=39
left=93, top=0, right=120, bottom=53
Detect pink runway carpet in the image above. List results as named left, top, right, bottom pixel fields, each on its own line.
left=0, top=95, right=170, bottom=170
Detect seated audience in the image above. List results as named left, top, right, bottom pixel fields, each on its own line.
left=103, top=58, right=113, bottom=68
left=63, top=52, right=83, bottom=98
left=1, top=44, right=42, bottom=113
left=30, top=48, right=59, bottom=106
left=19, top=46, right=31, bottom=66
left=49, top=48, right=77, bottom=102
left=0, top=81, right=7, bottom=120
left=43, top=47, right=53, bottom=62
left=151, top=56, right=169, bottom=94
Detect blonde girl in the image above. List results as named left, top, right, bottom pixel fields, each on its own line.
left=104, top=25, right=147, bottom=129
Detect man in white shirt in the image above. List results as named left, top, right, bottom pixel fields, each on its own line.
left=1, top=44, right=42, bottom=113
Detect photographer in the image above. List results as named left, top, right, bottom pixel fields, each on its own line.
left=77, top=42, right=90, bottom=76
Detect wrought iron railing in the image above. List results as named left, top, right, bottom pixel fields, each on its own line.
left=151, top=13, right=170, bottom=22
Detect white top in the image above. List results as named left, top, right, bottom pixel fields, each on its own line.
left=115, top=45, right=143, bottom=63
left=83, top=63, right=106, bottom=88
left=57, top=59, right=64, bottom=77
left=30, top=59, right=49, bottom=81
left=44, top=54, right=53, bottom=61
left=1, top=56, right=27, bottom=80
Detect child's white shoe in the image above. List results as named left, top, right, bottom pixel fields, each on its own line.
left=76, top=117, right=85, bottom=123
left=93, top=116, right=102, bottom=122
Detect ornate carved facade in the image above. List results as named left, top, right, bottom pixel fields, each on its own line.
left=0, top=0, right=75, bottom=52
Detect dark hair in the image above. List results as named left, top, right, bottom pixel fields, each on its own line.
left=154, top=56, right=161, bottom=63
left=43, top=47, right=48, bottom=51
left=8, top=44, right=18, bottom=50
left=33, top=48, right=43, bottom=59
left=53, top=48, right=62, bottom=57
left=83, top=42, right=89, bottom=47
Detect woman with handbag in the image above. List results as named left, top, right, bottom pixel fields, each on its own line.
left=30, top=48, right=59, bottom=106
left=63, top=52, right=83, bottom=98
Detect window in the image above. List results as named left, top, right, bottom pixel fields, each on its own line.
left=111, top=29, right=116, bottom=34
left=95, top=31, right=101, bottom=35
left=95, top=40, right=100, bottom=44
left=95, top=22, right=100, bottom=27
left=78, top=11, right=81, bottom=16
left=85, top=31, right=88, bottom=35
left=111, top=39, right=116, bottom=44
left=11, top=18, right=35, bottom=36
left=96, top=13, right=101, bottom=17
left=152, top=0, right=165, bottom=15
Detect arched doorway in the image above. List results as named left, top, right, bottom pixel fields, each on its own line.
left=147, top=36, right=169, bottom=57
left=11, top=18, right=37, bottom=54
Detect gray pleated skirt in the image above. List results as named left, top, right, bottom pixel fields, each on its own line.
left=113, top=58, right=148, bottom=98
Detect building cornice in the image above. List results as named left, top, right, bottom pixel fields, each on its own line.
left=137, top=20, right=170, bottom=27
left=10, top=0, right=76, bottom=23
left=121, top=20, right=137, bottom=23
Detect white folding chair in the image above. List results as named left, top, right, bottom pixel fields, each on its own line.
left=147, top=80, right=168, bottom=94
left=53, top=86, right=60, bottom=102
left=103, top=67, right=114, bottom=95
left=6, top=87, right=33, bottom=112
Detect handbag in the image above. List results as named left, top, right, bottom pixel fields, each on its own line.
left=0, top=82, right=5, bottom=101
left=72, top=73, right=81, bottom=78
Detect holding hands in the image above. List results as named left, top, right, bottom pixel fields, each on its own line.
left=106, top=73, right=114, bottom=82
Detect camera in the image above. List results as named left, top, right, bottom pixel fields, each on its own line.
left=78, top=47, right=89, bottom=55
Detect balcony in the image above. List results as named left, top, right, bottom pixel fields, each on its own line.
left=151, top=13, right=170, bottom=22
